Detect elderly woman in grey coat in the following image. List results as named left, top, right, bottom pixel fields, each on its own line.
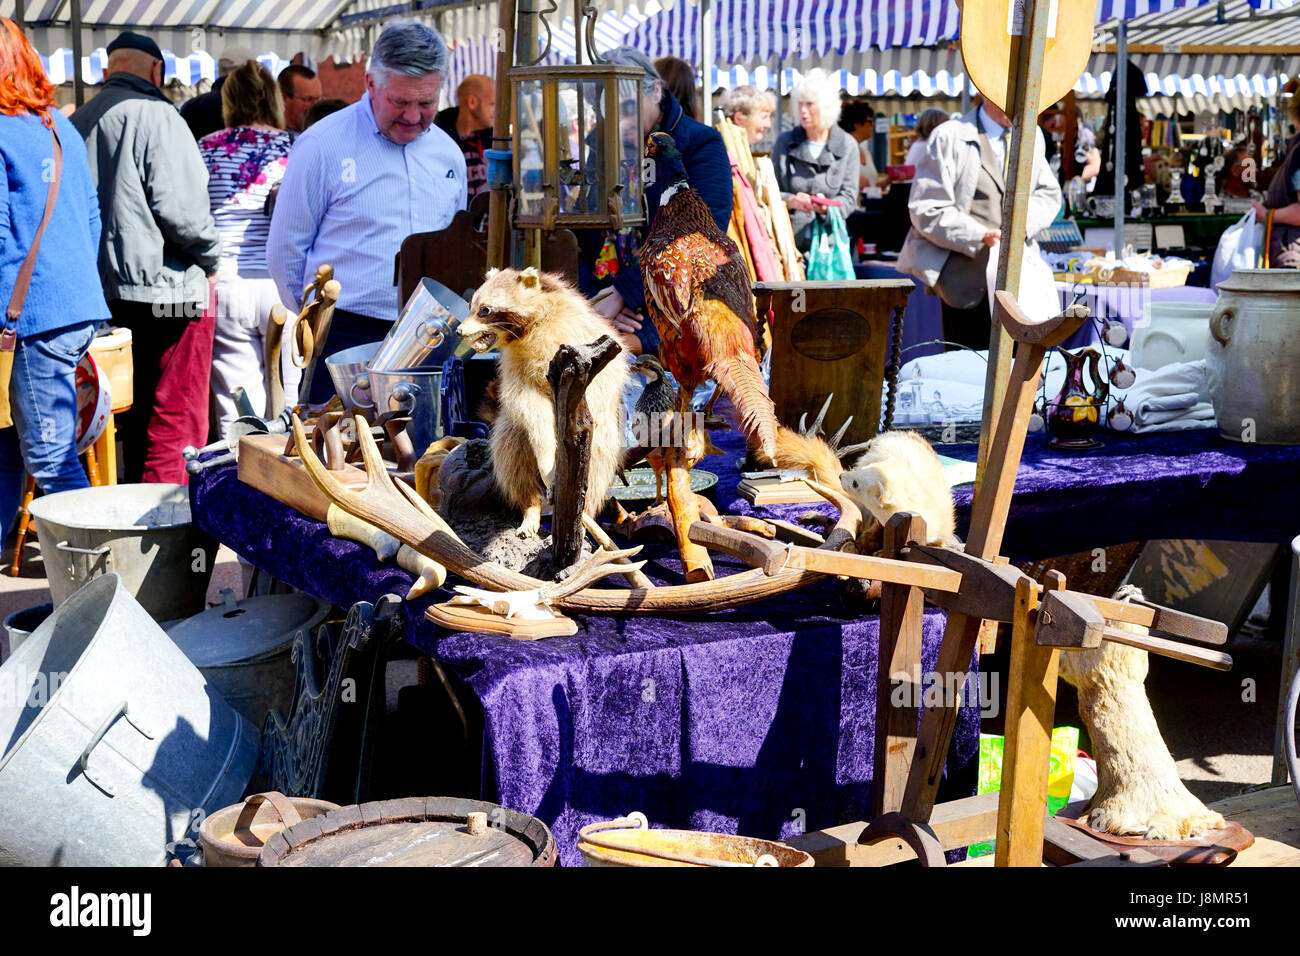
left=772, top=69, right=860, bottom=254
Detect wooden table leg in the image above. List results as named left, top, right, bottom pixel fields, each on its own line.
left=872, top=512, right=928, bottom=818
left=995, top=571, right=1063, bottom=867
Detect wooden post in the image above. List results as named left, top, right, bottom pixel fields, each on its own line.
left=994, top=571, right=1062, bottom=867
left=975, top=0, right=1053, bottom=483
left=872, top=513, right=928, bottom=818
left=70, top=0, right=85, bottom=108
left=547, top=336, right=621, bottom=568
left=487, top=0, right=518, bottom=272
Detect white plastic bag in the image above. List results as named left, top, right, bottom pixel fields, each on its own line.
left=984, top=241, right=1060, bottom=326
left=1210, top=209, right=1264, bottom=290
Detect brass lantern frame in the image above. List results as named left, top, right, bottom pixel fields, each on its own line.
left=509, top=62, right=646, bottom=232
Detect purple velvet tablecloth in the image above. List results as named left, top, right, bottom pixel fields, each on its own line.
left=945, top=428, right=1300, bottom=561
left=189, top=419, right=980, bottom=867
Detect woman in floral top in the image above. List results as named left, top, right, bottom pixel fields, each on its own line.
left=199, top=60, right=297, bottom=437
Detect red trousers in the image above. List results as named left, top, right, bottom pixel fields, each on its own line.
left=109, top=285, right=216, bottom=485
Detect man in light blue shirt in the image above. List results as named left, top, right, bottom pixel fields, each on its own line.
left=268, top=20, right=467, bottom=401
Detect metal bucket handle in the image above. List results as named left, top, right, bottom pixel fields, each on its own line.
left=235, top=791, right=303, bottom=833
left=79, top=701, right=154, bottom=796
left=388, top=381, right=420, bottom=415
left=577, top=812, right=778, bottom=867
left=350, top=375, right=376, bottom=411
left=56, top=539, right=110, bottom=579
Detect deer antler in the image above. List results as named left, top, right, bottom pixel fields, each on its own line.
left=798, top=393, right=833, bottom=437
left=544, top=546, right=647, bottom=602
left=293, top=413, right=830, bottom=614
left=802, top=477, right=863, bottom=551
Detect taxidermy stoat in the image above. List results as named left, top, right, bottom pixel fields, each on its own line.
left=839, top=430, right=956, bottom=548
left=460, top=267, right=630, bottom=536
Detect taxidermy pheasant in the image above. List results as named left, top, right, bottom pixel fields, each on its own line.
left=641, top=132, right=778, bottom=460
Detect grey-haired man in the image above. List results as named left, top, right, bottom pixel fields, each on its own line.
left=268, top=20, right=466, bottom=401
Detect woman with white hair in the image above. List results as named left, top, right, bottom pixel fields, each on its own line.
left=772, top=69, right=859, bottom=254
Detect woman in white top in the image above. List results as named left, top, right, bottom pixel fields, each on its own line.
left=198, top=61, right=299, bottom=437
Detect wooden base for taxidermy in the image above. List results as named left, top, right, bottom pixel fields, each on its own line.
left=1055, top=803, right=1253, bottom=866
left=737, top=476, right=827, bottom=505
left=426, top=602, right=578, bottom=640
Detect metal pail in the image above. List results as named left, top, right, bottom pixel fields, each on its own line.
left=363, top=368, right=444, bottom=455
left=27, top=484, right=217, bottom=621
left=577, top=813, right=814, bottom=867
left=0, top=574, right=258, bottom=866
left=325, top=341, right=381, bottom=411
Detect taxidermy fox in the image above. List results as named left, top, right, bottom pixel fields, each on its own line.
left=839, top=430, right=956, bottom=548
left=460, top=267, right=630, bottom=536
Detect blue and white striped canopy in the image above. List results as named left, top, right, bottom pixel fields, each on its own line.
left=37, top=46, right=290, bottom=87
left=624, top=0, right=1228, bottom=64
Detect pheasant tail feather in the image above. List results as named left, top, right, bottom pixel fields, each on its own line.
left=709, top=352, right=778, bottom=461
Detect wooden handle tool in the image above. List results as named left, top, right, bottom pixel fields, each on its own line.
left=264, top=304, right=288, bottom=420
left=686, top=522, right=962, bottom=592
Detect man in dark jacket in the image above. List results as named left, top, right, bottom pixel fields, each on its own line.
left=579, top=46, right=732, bottom=355
left=71, top=31, right=222, bottom=484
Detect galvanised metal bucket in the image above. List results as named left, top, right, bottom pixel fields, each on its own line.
left=361, top=368, right=445, bottom=456
left=27, top=483, right=217, bottom=621
left=164, top=590, right=330, bottom=730
left=0, top=573, right=259, bottom=866
left=324, top=341, right=381, bottom=411
left=577, top=813, right=814, bottom=867
left=2, top=602, right=52, bottom=661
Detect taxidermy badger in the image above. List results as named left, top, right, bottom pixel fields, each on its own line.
left=839, top=430, right=957, bottom=549
left=459, top=267, right=630, bottom=536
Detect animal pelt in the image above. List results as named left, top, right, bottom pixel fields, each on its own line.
left=1059, top=584, right=1226, bottom=840
left=839, top=430, right=957, bottom=549
left=460, top=267, right=630, bottom=536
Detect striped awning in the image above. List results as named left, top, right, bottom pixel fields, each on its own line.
left=623, top=0, right=1224, bottom=65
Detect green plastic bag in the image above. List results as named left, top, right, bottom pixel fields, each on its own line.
left=805, top=205, right=855, bottom=280
left=968, top=727, right=1080, bottom=858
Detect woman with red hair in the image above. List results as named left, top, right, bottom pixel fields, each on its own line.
left=0, top=18, right=110, bottom=540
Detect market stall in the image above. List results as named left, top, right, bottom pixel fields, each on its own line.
left=4, top=0, right=1299, bottom=879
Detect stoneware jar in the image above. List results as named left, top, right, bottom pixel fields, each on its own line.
left=1206, top=269, right=1300, bottom=445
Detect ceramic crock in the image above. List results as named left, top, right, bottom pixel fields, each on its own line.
left=1205, top=269, right=1300, bottom=445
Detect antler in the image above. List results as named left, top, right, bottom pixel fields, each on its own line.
left=798, top=393, right=833, bottom=437
left=802, top=477, right=863, bottom=551
left=544, top=547, right=647, bottom=602
left=293, top=413, right=830, bottom=614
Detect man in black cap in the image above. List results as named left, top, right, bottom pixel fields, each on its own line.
left=71, top=31, right=221, bottom=485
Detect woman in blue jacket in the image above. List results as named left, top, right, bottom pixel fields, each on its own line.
left=1, top=17, right=111, bottom=537
left=579, top=47, right=733, bottom=355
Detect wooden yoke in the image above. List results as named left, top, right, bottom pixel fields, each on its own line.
left=901, top=294, right=1088, bottom=824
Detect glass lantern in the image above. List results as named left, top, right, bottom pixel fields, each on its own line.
left=509, top=64, right=645, bottom=231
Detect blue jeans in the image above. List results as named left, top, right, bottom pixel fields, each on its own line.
left=1, top=322, right=97, bottom=538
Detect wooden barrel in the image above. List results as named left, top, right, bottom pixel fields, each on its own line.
left=199, top=792, right=339, bottom=867
left=257, top=797, right=557, bottom=867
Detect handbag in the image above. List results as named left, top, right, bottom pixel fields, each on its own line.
left=2, top=120, right=63, bottom=429
left=805, top=206, right=855, bottom=281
